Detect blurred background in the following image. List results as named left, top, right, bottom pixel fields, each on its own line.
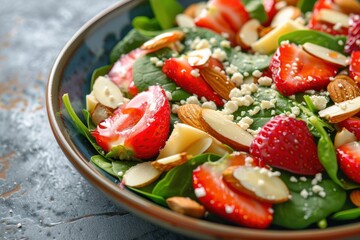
left=0, top=0, right=190, bottom=239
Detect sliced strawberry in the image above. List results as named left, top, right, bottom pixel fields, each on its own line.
left=270, top=43, right=338, bottom=95
left=195, top=0, right=249, bottom=44
left=108, top=48, right=145, bottom=97
left=250, top=115, right=324, bottom=175
left=349, top=51, right=360, bottom=84
left=308, top=0, right=348, bottom=36
left=345, top=14, right=360, bottom=54
left=162, top=57, right=224, bottom=106
left=92, top=86, right=170, bottom=159
left=337, top=141, right=360, bottom=184
left=192, top=153, right=273, bottom=228
left=262, top=0, right=277, bottom=26
left=337, top=117, right=360, bottom=140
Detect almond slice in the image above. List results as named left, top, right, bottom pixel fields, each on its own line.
left=91, top=103, right=113, bottom=126
left=185, top=137, right=213, bottom=155
left=184, top=2, right=207, bottom=18
left=236, top=19, right=261, bottom=50
left=350, top=190, right=360, bottom=207
left=271, top=6, right=301, bottom=28
left=86, top=91, right=99, bottom=114
left=187, top=48, right=211, bottom=67
left=327, top=75, right=360, bottom=103
left=223, top=166, right=290, bottom=204
left=200, top=109, right=254, bottom=151
left=303, top=42, right=348, bottom=67
left=318, top=96, right=360, bottom=123
left=140, top=31, right=185, bottom=52
left=152, top=152, right=191, bottom=172
left=199, top=67, right=236, bottom=100
left=334, top=0, right=360, bottom=14
left=176, top=14, right=195, bottom=27
left=93, top=76, right=124, bottom=109
left=334, top=128, right=357, bottom=148
left=177, top=104, right=206, bottom=131
left=317, top=9, right=349, bottom=28
left=122, top=162, right=162, bottom=188
left=166, top=196, right=206, bottom=218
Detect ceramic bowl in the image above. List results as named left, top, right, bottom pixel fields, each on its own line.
left=46, top=0, right=360, bottom=239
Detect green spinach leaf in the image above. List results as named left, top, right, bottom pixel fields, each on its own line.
left=273, top=171, right=346, bottom=229
left=297, top=0, right=318, bottom=13
left=332, top=208, right=360, bottom=221
left=241, top=0, right=268, bottom=24
left=90, top=65, right=111, bottom=90
left=128, top=186, right=167, bottom=206
left=82, top=109, right=96, bottom=131
left=228, top=50, right=271, bottom=75
left=112, top=160, right=137, bottom=180
left=90, top=155, right=117, bottom=177
left=132, top=16, right=162, bottom=32
left=149, top=0, right=183, bottom=30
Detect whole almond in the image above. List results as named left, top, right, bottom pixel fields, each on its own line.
left=327, top=75, right=360, bottom=103
left=199, top=67, right=236, bottom=100
left=166, top=196, right=206, bottom=218
left=177, top=104, right=206, bottom=131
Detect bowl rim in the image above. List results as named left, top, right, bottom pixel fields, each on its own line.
left=46, top=0, right=360, bottom=239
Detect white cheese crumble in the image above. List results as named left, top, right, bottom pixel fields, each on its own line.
left=194, top=187, right=206, bottom=198
left=212, top=48, right=227, bottom=61
left=202, top=101, right=217, bottom=110
left=300, top=189, right=309, bottom=199
left=225, top=205, right=234, bottom=214
left=309, top=95, right=328, bottom=110
left=220, top=40, right=231, bottom=48
left=252, top=70, right=262, bottom=78
left=190, top=68, right=200, bottom=77
left=258, top=76, right=273, bottom=86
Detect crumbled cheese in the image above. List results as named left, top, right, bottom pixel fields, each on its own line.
left=225, top=205, right=234, bottom=214
left=191, top=37, right=211, bottom=50
left=309, top=95, right=328, bottom=110
left=290, top=176, right=298, bottom=183
left=248, top=106, right=261, bottom=116
left=226, top=65, right=239, bottom=75
left=260, top=100, right=275, bottom=110
left=155, top=60, right=164, bottom=67
left=252, top=70, right=262, bottom=78
left=299, top=176, right=307, bottom=182
left=202, top=101, right=217, bottom=110
left=209, top=38, right=217, bottom=45
left=165, top=91, right=172, bottom=101
left=245, top=156, right=254, bottom=166
left=233, top=95, right=254, bottom=107
left=220, top=40, right=231, bottom=48
left=190, top=68, right=200, bottom=77
left=312, top=185, right=324, bottom=193
left=186, top=96, right=201, bottom=105
left=194, top=187, right=206, bottom=198
left=290, top=106, right=300, bottom=116
left=247, top=127, right=261, bottom=136
left=171, top=104, right=180, bottom=114
left=258, top=76, right=273, bottom=86
left=223, top=100, right=239, bottom=114
left=230, top=73, right=244, bottom=87
left=300, top=189, right=309, bottom=199
left=240, top=83, right=258, bottom=95
left=212, top=48, right=227, bottom=61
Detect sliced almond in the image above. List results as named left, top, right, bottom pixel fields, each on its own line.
left=236, top=19, right=261, bottom=50
left=91, top=103, right=113, bottom=126
left=177, top=104, right=206, bottom=131
left=166, top=196, right=206, bottom=218
left=303, top=42, right=348, bottom=67
left=122, top=162, right=162, bottom=188
left=93, top=76, right=124, bottom=109
left=258, top=26, right=274, bottom=38
left=327, top=75, right=360, bottom=103
left=317, top=9, right=349, bottom=28
left=86, top=91, right=99, bottom=114
left=223, top=166, right=290, bottom=204
left=176, top=14, right=195, bottom=27
left=152, top=152, right=191, bottom=172
left=184, top=2, right=207, bottom=18
left=187, top=48, right=211, bottom=67
left=334, top=128, right=357, bottom=148
left=185, top=137, right=213, bottom=155
left=199, top=67, right=236, bottom=100
left=200, top=109, right=254, bottom=151
left=318, top=96, right=360, bottom=123
left=334, top=0, right=360, bottom=14
left=350, top=190, right=360, bottom=207
left=271, top=6, right=301, bottom=28
left=141, top=31, right=185, bottom=52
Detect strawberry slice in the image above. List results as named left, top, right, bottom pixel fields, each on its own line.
left=250, top=115, right=324, bottom=175
left=345, top=14, right=360, bottom=54
left=262, top=0, right=277, bottom=26
left=108, top=48, right=145, bottom=97
left=92, top=86, right=170, bottom=159
left=270, top=43, right=338, bottom=96
left=162, top=57, right=224, bottom=106
left=308, top=0, right=348, bottom=36
left=336, top=141, right=360, bottom=184
left=192, top=154, right=273, bottom=228
left=195, top=0, right=249, bottom=44
left=337, top=117, right=360, bottom=140
left=349, top=51, right=360, bottom=84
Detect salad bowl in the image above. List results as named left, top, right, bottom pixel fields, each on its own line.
left=47, top=0, right=360, bottom=239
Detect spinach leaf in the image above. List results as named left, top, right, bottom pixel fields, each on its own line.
left=112, top=160, right=137, bottom=180
left=149, top=0, right=183, bottom=30
left=105, top=145, right=135, bottom=160
left=273, top=171, right=346, bottom=229
left=109, top=29, right=151, bottom=64
left=91, top=155, right=117, bottom=177
left=278, top=30, right=347, bottom=53
left=133, top=48, right=191, bottom=101
left=241, top=0, right=268, bottom=24
left=332, top=208, right=360, bottom=221
left=62, top=94, right=105, bottom=155
left=90, top=65, right=111, bottom=90
left=82, top=109, right=96, bottom=131
left=128, top=186, right=167, bottom=206
left=132, top=16, right=162, bottom=33
left=228, top=50, right=271, bottom=75
left=181, top=27, right=226, bottom=52
left=152, top=154, right=220, bottom=200
left=297, top=0, right=318, bottom=13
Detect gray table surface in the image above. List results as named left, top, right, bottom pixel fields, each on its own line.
left=0, top=0, right=192, bottom=239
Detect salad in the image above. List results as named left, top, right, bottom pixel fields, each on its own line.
left=63, top=0, right=360, bottom=230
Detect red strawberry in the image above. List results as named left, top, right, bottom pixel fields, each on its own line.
left=270, top=43, right=338, bottom=96
left=345, top=14, right=360, bottom=54
left=195, top=0, right=249, bottom=44
left=337, top=141, right=360, bottom=184
left=162, top=57, right=224, bottom=106
left=349, top=51, right=360, bottom=84
left=308, top=0, right=348, bottom=36
left=250, top=115, right=324, bottom=175
left=92, top=86, right=170, bottom=159
left=337, top=117, right=360, bottom=140
left=108, top=48, right=145, bottom=97
left=192, top=153, right=273, bottom=228
left=262, top=0, right=277, bottom=26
